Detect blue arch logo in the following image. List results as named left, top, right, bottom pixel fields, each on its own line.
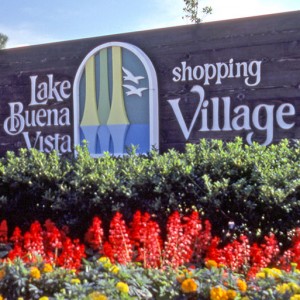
left=73, top=42, right=159, bottom=156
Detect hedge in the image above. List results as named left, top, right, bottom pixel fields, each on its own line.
left=0, top=138, right=299, bottom=245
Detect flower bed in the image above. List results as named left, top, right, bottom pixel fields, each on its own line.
left=0, top=257, right=300, bottom=299
left=0, top=211, right=300, bottom=299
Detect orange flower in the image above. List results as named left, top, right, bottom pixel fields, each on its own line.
left=181, top=278, right=198, bottom=293
left=177, top=268, right=193, bottom=283
left=30, top=267, right=41, bottom=280
left=43, top=263, right=53, bottom=273
left=210, top=286, right=228, bottom=300
left=205, top=260, right=218, bottom=269
left=236, top=279, right=247, bottom=293
left=0, top=269, right=5, bottom=280
left=227, top=289, right=237, bottom=300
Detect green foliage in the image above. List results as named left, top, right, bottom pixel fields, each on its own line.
left=0, top=33, right=8, bottom=49
left=0, top=138, right=300, bottom=243
left=183, top=0, right=212, bottom=24
left=1, top=259, right=300, bottom=299
left=0, top=148, right=72, bottom=230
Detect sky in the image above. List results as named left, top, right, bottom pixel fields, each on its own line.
left=1, top=0, right=299, bottom=49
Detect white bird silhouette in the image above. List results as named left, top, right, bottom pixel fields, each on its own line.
left=122, top=67, right=144, bottom=84
left=123, top=84, right=148, bottom=97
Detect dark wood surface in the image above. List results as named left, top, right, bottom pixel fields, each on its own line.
left=0, top=11, right=300, bottom=155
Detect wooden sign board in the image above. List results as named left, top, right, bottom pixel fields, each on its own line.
left=0, top=11, right=300, bottom=156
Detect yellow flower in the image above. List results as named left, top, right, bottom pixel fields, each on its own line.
left=0, top=269, right=5, bottom=280
left=276, top=283, right=291, bottom=294
left=181, top=278, right=198, bottom=293
left=110, top=265, right=119, bottom=274
left=30, top=267, right=41, bottom=280
left=88, top=291, right=108, bottom=300
left=98, top=257, right=112, bottom=269
left=43, top=263, right=53, bottom=273
left=289, top=283, right=300, bottom=294
left=210, top=286, right=228, bottom=300
left=39, top=297, right=49, bottom=300
left=104, top=262, right=112, bottom=269
left=269, top=268, right=282, bottom=279
left=256, top=272, right=265, bottom=279
left=97, top=256, right=112, bottom=269
left=236, top=279, right=247, bottom=293
left=99, top=256, right=111, bottom=264
left=227, top=289, right=238, bottom=300
left=70, top=278, right=81, bottom=284
left=205, top=260, right=218, bottom=269
left=263, top=268, right=282, bottom=279
left=291, top=262, right=298, bottom=269
left=116, top=282, right=129, bottom=294
left=0, top=296, right=3, bottom=300
left=291, top=295, right=300, bottom=300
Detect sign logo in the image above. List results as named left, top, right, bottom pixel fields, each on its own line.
left=73, top=42, right=159, bottom=156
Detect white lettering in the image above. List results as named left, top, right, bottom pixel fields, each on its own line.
left=3, top=102, right=25, bottom=135
left=172, top=67, right=181, bottom=82
left=22, top=131, right=71, bottom=153
left=276, top=103, right=295, bottom=129
left=168, top=85, right=296, bottom=146
left=29, top=74, right=71, bottom=106
left=167, top=85, right=205, bottom=139
left=60, top=80, right=71, bottom=99
left=232, top=105, right=251, bottom=131
left=171, top=58, right=262, bottom=86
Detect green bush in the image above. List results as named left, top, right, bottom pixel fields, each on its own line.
left=0, top=138, right=299, bottom=244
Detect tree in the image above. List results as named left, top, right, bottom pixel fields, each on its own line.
left=183, top=0, right=212, bottom=24
left=0, top=33, right=8, bottom=49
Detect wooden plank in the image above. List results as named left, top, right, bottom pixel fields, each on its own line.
left=0, top=11, right=300, bottom=154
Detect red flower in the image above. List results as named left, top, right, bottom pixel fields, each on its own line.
left=43, top=219, right=63, bottom=254
left=105, top=212, right=132, bottom=264
left=23, top=221, right=45, bottom=261
left=0, top=220, right=8, bottom=243
left=57, top=238, right=86, bottom=269
left=130, top=211, right=162, bottom=268
left=84, top=216, right=104, bottom=250
left=163, top=211, right=194, bottom=268
left=10, top=226, right=23, bottom=246
left=8, top=226, right=25, bottom=260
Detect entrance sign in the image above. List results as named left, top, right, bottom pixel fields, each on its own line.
left=0, top=11, right=300, bottom=156
left=73, top=42, right=158, bottom=156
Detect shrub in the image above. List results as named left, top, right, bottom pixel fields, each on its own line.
left=0, top=138, right=299, bottom=244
